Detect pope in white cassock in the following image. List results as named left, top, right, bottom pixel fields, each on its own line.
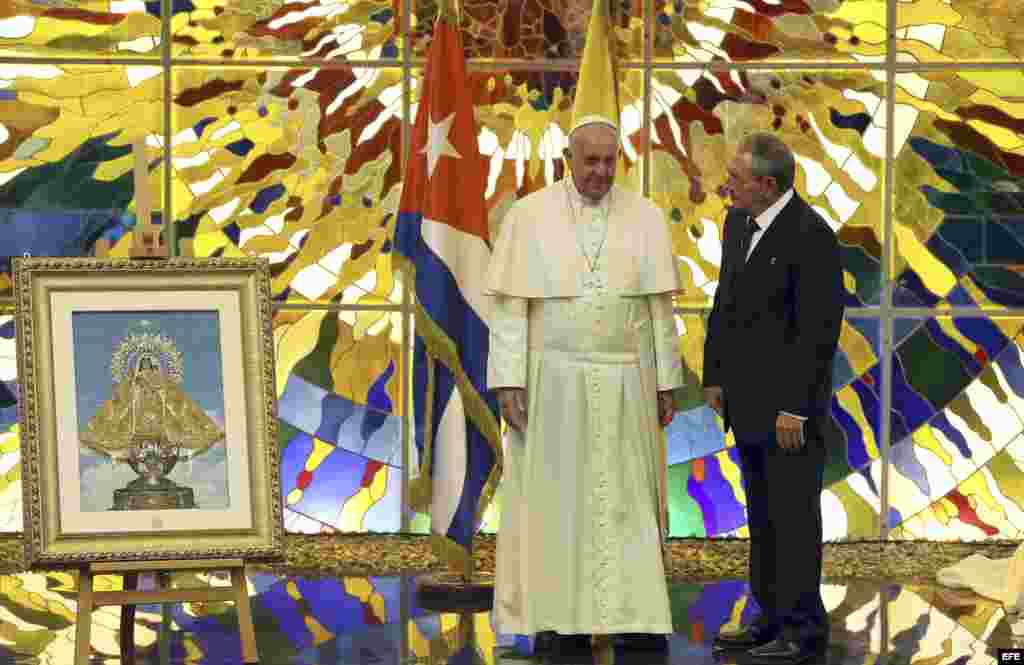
left=484, top=0, right=683, bottom=654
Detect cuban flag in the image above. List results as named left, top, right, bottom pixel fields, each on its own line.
left=394, top=7, right=501, bottom=572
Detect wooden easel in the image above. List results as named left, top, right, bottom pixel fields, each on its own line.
left=74, top=140, right=259, bottom=663
left=75, top=558, right=258, bottom=665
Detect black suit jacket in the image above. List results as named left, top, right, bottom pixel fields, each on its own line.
left=703, top=193, right=844, bottom=443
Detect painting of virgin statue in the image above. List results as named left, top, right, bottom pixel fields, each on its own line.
left=73, top=313, right=230, bottom=511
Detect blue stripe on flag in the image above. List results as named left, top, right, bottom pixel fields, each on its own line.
left=397, top=210, right=498, bottom=547
left=414, top=336, right=497, bottom=543
left=396, top=212, right=491, bottom=392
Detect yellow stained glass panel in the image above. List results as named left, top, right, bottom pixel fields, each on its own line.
left=172, top=66, right=403, bottom=304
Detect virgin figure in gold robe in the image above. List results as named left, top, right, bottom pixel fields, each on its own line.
left=80, top=346, right=223, bottom=467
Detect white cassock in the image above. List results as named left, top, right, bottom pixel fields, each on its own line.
left=485, top=178, right=683, bottom=635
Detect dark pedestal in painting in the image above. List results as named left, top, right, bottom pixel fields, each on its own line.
left=112, top=477, right=196, bottom=510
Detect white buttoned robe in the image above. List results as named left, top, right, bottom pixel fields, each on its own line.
left=486, top=182, right=683, bottom=636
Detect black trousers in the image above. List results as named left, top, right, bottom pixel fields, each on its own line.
left=735, top=434, right=829, bottom=644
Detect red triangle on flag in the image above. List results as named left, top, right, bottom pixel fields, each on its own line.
left=399, top=19, right=488, bottom=244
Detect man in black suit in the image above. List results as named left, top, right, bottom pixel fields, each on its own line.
left=703, top=133, right=844, bottom=664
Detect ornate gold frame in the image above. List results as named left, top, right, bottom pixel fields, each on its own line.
left=14, top=258, right=283, bottom=566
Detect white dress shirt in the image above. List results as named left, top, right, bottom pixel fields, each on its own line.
left=746, top=187, right=794, bottom=262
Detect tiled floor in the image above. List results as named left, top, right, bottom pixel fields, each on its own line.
left=1, top=572, right=1013, bottom=664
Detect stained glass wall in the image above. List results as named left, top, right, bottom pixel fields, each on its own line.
left=1, top=0, right=1023, bottom=541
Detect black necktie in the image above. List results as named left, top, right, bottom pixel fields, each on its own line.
left=724, top=213, right=761, bottom=302
left=737, top=215, right=760, bottom=266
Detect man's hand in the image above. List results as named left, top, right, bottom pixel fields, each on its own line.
left=497, top=388, right=527, bottom=431
left=658, top=390, right=676, bottom=427
left=776, top=413, right=804, bottom=451
left=704, top=386, right=724, bottom=416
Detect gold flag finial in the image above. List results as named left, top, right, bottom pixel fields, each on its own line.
left=436, top=0, right=459, bottom=24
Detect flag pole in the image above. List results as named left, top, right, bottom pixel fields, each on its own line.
left=413, top=0, right=497, bottom=613
left=437, top=0, right=476, bottom=588
left=436, top=0, right=458, bottom=22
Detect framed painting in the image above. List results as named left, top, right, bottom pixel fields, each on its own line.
left=13, top=257, right=283, bottom=566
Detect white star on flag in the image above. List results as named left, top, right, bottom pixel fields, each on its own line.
left=421, top=112, right=462, bottom=180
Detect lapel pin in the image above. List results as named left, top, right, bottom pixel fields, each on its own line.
left=770, top=257, right=777, bottom=265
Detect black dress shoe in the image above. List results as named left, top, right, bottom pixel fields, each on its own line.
left=743, top=637, right=815, bottom=664
left=616, top=633, right=669, bottom=651
left=712, top=624, right=777, bottom=650
left=533, top=631, right=558, bottom=653
left=553, top=633, right=593, bottom=654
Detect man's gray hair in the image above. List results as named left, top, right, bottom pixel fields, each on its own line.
left=740, top=132, right=795, bottom=194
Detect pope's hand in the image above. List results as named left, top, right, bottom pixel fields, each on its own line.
left=658, top=390, right=675, bottom=427
left=497, top=388, right=528, bottom=431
